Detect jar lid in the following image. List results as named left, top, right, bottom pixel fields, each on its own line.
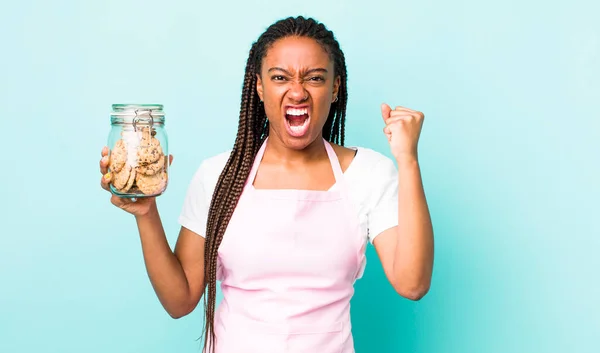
left=111, top=104, right=165, bottom=116
left=111, top=104, right=165, bottom=125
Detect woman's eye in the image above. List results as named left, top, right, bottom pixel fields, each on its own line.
left=270, top=75, right=324, bottom=82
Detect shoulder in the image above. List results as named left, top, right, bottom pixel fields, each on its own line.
left=190, top=150, right=232, bottom=193
left=342, top=145, right=398, bottom=201
left=179, top=150, right=233, bottom=236
left=330, top=143, right=395, bottom=174
left=341, top=144, right=397, bottom=177
left=352, top=147, right=397, bottom=191
left=354, top=146, right=396, bottom=169
left=198, top=150, right=231, bottom=175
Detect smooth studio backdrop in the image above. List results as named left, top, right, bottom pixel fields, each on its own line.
left=1, top=1, right=598, bottom=352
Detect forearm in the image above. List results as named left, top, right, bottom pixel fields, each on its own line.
left=393, top=157, right=434, bottom=297
left=135, top=204, right=193, bottom=317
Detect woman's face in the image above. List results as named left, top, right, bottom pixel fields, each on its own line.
left=256, top=36, right=340, bottom=150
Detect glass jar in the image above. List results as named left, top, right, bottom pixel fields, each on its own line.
left=106, top=104, right=169, bottom=199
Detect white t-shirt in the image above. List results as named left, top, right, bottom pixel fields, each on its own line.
left=178, top=146, right=398, bottom=245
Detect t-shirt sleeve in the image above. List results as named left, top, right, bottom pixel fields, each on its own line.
left=367, top=156, right=399, bottom=243
left=178, top=162, right=211, bottom=237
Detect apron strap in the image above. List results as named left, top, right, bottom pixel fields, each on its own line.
left=323, top=138, right=345, bottom=184
left=245, top=137, right=346, bottom=189
left=246, top=137, right=269, bottom=187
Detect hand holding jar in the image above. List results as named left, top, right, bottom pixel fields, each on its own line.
left=99, top=104, right=172, bottom=216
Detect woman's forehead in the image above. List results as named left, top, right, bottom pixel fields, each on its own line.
left=263, top=36, right=332, bottom=70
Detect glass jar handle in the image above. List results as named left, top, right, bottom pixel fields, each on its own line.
left=132, top=109, right=155, bottom=132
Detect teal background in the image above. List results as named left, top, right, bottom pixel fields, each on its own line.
left=1, top=0, right=598, bottom=352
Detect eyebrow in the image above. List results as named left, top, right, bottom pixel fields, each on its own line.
left=267, top=67, right=328, bottom=75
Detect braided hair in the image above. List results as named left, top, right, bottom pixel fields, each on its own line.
left=201, top=15, right=349, bottom=352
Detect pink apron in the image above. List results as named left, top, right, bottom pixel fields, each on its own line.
left=209, top=137, right=366, bottom=353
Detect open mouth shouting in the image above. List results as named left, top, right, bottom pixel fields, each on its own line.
left=284, top=105, right=311, bottom=137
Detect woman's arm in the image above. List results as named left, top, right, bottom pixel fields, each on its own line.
left=373, top=157, right=434, bottom=300
left=100, top=148, right=205, bottom=317
left=373, top=103, right=434, bottom=300
left=135, top=203, right=206, bottom=318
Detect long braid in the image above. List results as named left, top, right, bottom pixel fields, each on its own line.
left=201, top=16, right=347, bottom=353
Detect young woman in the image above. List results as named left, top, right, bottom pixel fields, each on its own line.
left=99, top=16, right=434, bottom=353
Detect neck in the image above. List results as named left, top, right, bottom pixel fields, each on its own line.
left=263, top=133, right=327, bottom=164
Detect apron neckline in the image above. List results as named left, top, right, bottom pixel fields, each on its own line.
left=245, top=137, right=349, bottom=197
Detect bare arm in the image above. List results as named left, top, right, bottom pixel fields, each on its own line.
left=374, top=104, right=434, bottom=301
left=135, top=204, right=205, bottom=318
left=373, top=157, right=434, bottom=300
left=100, top=147, right=205, bottom=318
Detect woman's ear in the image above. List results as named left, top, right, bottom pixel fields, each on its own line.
left=333, top=75, right=341, bottom=101
left=256, top=74, right=264, bottom=101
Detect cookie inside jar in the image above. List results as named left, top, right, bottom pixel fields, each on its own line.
left=109, top=126, right=168, bottom=197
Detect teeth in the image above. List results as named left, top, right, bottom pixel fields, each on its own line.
left=289, top=117, right=309, bottom=133
left=286, top=108, right=308, bottom=116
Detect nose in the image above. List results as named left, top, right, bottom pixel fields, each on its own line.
left=287, top=81, right=308, bottom=102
